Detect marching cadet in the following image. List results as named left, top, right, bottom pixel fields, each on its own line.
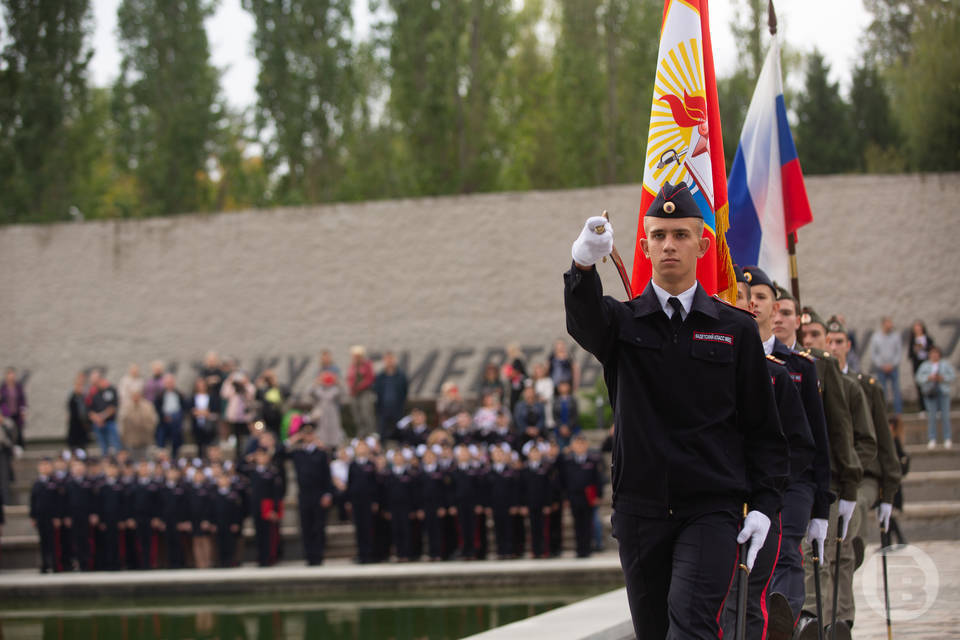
left=799, top=307, right=877, bottom=638
left=722, top=266, right=817, bottom=639
left=30, top=457, right=61, bottom=573
left=825, top=316, right=902, bottom=632
left=521, top=442, right=556, bottom=559
left=418, top=446, right=451, bottom=560
left=248, top=447, right=283, bottom=567
left=64, top=456, right=97, bottom=571
left=383, top=449, right=419, bottom=561
left=212, top=471, right=244, bottom=568
left=345, top=439, right=380, bottom=564
left=559, top=434, right=601, bottom=558
left=158, top=466, right=188, bottom=569
left=98, top=460, right=127, bottom=571
left=485, top=445, right=520, bottom=559
left=773, top=288, right=862, bottom=635
left=130, top=460, right=160, bottom=569
left=565, top=183, right=789, bottom=637
left=289, top=423, right=334, bottom=565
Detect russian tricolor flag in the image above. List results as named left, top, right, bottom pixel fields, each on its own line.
left=726, top=39, right=813, bottom=287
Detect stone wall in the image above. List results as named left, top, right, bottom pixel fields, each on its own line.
left=2, top=172, right=958, bottom=440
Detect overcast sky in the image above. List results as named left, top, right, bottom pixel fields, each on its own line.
left=89, top=0, right=872, bottom=111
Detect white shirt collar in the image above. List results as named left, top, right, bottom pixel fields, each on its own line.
left=842, top=364, right=849, bottom=374
left=650, top=281, right=698, bottom=320
left=762, top=334, right=776, bottom=356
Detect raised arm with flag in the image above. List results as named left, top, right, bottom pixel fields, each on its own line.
left=630, top=0, right=737, bottom=303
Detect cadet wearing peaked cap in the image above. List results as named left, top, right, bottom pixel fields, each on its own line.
left=566, top=181, right=789, bottom=638
left=720, top=265, right=817, bottom=639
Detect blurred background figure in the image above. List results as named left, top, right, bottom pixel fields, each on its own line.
left=916, top=345, right=954, bottom=449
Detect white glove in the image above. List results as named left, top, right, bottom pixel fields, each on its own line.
left=876, top=502, right=893, bottom=532
left=572, top=216, right=614, bottom=267
left=837, top=499, right=856, bottom=540
left=805, top=518, right=828, bottom=557
left=736, top=510, right=771, bottom=571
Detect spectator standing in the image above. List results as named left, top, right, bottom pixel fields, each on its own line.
left=478, top=364, right=506, bottom=406
left=908, top=321, right=935, bottom=405
left=117, top=363, right=143, bottom=423
left=142, top=361, right=166, bottom=404
left=255, top=369, right=287, bottom=436
left=347, top=346, right=376, bottom=437
left=548, top=340, right=580, bottom=392
left=502, top=344, right=528, bottom=410
left=532, top=363, right=555, bottom=429
left=189, top=378, right=217, bottom=457
left=552, top=381, right=580, bottom=449
left=67, top=372, right=89, bottom=450
left=88, top=370, right=121, bottom=456
left=868, top=317, right=904, bottom=415
left=221, top=371, right=256, bottom=449
left=513, top=385, right=546, bottom=447
left=916, top=346, right=954, bottom=449
left=308, top=371, right=345, bottom=448
left=198, top=351, right=226, bottom=415
left=373, top=352, right=408, bottom=441
left=120, top=388, right=158, bottom=460
left=0, top=417, right=14, bottom=504
left=1, top=367, right=27, bottom=449
left=154, top=374, right=187, bottom=456
left=436, top=381, right=466, bottom=424
left=319, top=349, right=341, bottom=378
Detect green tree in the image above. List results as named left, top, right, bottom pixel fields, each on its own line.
left=242, top=0, right=357, bottom=205
left=0, top=0, right=93, bottom=224
left=849, top=61, right=903, bottom=172
left=888, top=1, right=960, bottom=170
left=793, top=50, right=857, bottom=174
left=112, top=0, right=221, bottom=217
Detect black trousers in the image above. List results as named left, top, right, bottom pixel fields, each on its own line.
left=166, top=526, right=185, bottom=569
left=492, top=505, right=513, bottom=557
left=101, top=524, right=120, bottom=571
left=770, top=481, right=814, bottom=618
left=720, top=512, right=782, bottom=639
left=390, top=509, right=412, bottom=560
left=571, top=504, right=594, bottom=558
left=529, top=509, right=549, bottom=558
left=352, top=501, right=375, bottom=563
left=612, top=508, right=739, bottom=640
left=217, top=529, right=236, bottom=567
left=549, top=507, right=563, bottom=556
left=424, top=510, right=444, bottom=559
left=298, top=496, right=328, bottom=565
left=456, top=504, right=477, bottom=559
left=38, top=521, right=56, bottom=571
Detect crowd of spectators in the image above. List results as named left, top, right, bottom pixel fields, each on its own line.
left=11, top=342, right=614, bottom=572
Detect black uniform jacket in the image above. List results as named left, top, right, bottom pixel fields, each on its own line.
left=564, top=264, right=788, bottom=519
left=766, top=355, right=816, bottom=484
left=772, top=339, right=834, bottom=519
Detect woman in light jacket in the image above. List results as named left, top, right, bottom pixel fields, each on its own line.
left=916, top=345, right=955, bottom=448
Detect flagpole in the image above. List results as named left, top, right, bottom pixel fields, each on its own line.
left=766, top=0, right=802, bottom=303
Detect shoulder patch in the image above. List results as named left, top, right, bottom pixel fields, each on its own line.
left=796, top=350, right=816, bottom=362
left=711, top=294, right=755, bottom=317
left=766, top=354, right=786, bottom=365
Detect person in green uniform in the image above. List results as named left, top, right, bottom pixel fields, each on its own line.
left=800, top=308, right=878, bottom=636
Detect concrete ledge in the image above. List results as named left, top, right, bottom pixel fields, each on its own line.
left=0, top=553, right=625, bottom=602
left=462, top=587, right=633, bottom=640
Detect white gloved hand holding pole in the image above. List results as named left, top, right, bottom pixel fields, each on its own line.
left=805, top=517, right=828, bottom=556
left=572, top=216, right=614, bottom=267
left=737, top=510, right=771, bottom=571
left=837, top=499, right=856, bottom=540
left=876, top=502, right=893, bottom=533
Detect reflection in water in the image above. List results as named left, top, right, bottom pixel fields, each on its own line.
left=1, top=600, right=567, bottom=640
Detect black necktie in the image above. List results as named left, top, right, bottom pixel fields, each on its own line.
left=668, top=296, right=684, bottom=332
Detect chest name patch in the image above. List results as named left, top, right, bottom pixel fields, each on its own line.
left=693, top=332, right=733, bottom=345
left=789, top=373, right=803, bottom=384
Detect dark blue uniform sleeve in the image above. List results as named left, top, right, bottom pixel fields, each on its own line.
left=736, top=329, right=789, bottom=519
left=771, top=364, right=816, bottom=483
left=563, top=263, right=622, bottom=364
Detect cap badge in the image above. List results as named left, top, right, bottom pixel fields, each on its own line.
left=744, top=271, right=753, bottom=283
left=663, top=201, right=676, bottom=214
left=800, top=313, right=812, bottom=325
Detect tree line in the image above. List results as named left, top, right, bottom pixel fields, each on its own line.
left=1, top=0, right=957, bottom=224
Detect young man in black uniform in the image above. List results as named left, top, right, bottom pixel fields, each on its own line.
left=383, top=449, right=419, bottom=561
left=521, top=442, right=555, bottom=559
left=721, top=266, right=817, bottom=639
left=98, top=460, right=127, bottom=571
left=485, top=445, right=520, bottom=559
left=248, top=448, right=283, bottom=567
left=419, top=446, right=451, bottom=561
left=560, top=434, right=602, bottom=558
left=63, top=458, right=97, bottom=571
left=345, top=440, right=380, bottom=564
left=30, top=458, right=61, bottom=573
left=289, top=424, right=334, bottom=565
left=212, top=471, right=244, bottom=568
left=158, top=466, right=188, bottom=569
left=565, top=182, right=789, bottom=638
left=450, top=445, right=482, bottom=560
left=130, top=461, right=160, bottom=569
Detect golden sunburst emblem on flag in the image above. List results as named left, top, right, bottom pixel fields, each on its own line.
left=645, top=37, right=707, bottom=188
